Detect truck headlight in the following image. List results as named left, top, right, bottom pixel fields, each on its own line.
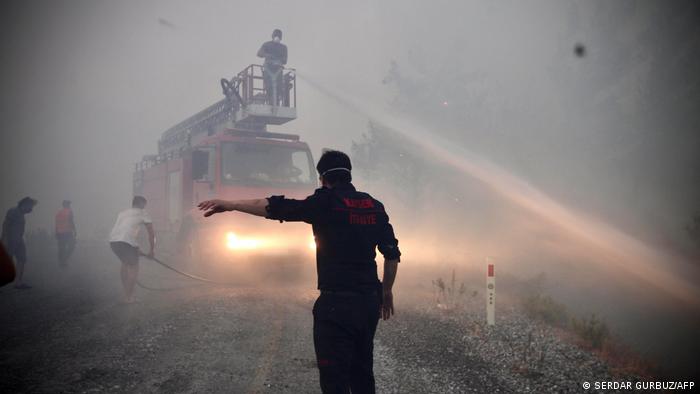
left=225, top=232, right=263, bottom=250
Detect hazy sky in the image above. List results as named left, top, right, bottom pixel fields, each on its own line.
left=0, top=0, right=383, bottom=231
left=1, top=0, right=698, bottom=250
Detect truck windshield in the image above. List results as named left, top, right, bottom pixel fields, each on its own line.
left=221, top=142, right=315, bottom=186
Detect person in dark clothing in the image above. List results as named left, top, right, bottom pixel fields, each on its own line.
left=199, top=150, right=401, bottom=393
left=1, top=197, right=37, bottom=289
left=55, top=200, right=77, bottom=267
left=257, top=28, right=288, bottom=106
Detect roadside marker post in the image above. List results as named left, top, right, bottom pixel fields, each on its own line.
left=486, top=262, right=495, bottom=326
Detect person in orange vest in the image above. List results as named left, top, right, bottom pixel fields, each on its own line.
left=55, top=200, right=77, bottom=267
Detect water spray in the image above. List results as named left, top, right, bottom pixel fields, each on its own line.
left=297, top=72, right=700, bottom=307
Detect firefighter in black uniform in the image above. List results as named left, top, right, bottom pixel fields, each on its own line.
left=198, top=150, right=401, bottom=393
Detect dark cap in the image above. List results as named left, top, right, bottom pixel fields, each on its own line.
left=316, top=150, right=352, bottom=176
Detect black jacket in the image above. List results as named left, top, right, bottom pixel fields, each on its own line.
left=266, top=183, right=400, bottom=291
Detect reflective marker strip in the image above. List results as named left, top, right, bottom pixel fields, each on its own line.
left=487, top=262, right=495, bottom=326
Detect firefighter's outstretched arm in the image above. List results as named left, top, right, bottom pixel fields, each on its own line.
left=198, top=199, right=269, bottom=218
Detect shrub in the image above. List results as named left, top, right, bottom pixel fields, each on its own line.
left=572, top=314, right=609, bottom=349
left=522, top=293, right=569, bottom=327
left=432, top=269, right=467, bottom=309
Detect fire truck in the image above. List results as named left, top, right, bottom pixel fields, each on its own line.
left=133, top=65, right=316, bottom=264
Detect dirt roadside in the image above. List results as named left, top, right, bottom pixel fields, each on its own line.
left=1, top=242, right=313, bottom=393
left=1, top=242, right=651, bottom=393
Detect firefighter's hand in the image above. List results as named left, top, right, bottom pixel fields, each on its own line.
left=381, top=290, right=394, bottom=320
left=198, top=200, right=233, bottom=217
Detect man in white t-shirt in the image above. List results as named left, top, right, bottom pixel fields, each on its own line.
left=109, top=196, right=155, bottom=303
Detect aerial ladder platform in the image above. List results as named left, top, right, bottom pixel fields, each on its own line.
left=158, top=64, right=297, bottom=155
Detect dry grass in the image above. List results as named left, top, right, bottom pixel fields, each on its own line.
left=571, top=314, right=609, bottom=349
left=522, top=293, right=569, bottom=328
left=597, top=338, right=659, bottom=378
left=520, top=290, right=658, bottom=378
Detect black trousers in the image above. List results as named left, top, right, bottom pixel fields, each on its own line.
left=313, top=292, right=380, bottom=394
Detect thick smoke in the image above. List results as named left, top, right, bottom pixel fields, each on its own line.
left=1, top=0, right=699, bottom=377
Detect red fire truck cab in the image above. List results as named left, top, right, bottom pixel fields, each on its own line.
left=133, top=65, right=317, bottom=264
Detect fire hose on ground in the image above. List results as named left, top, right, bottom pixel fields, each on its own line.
left=137, top=253, right=235, bottom=291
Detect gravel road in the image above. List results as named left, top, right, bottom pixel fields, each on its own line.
left=1, top=242, right=652, bottom=393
